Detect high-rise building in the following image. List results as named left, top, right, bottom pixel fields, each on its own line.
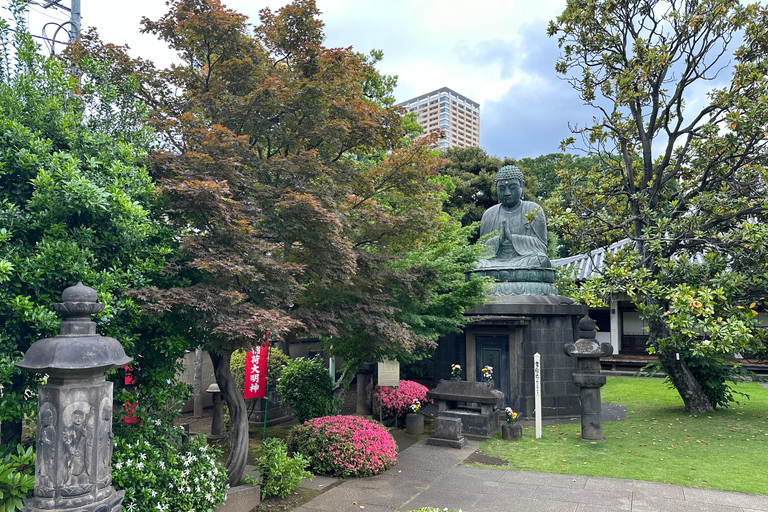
left=397, top=87, right=480, bottom=151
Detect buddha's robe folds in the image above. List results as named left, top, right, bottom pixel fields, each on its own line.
left=478, top=201, right=551, bottom=269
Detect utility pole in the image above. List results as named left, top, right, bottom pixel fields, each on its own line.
left=40, top=0, right=80, bottom=48
left=68, top=0, right=80, bottom=42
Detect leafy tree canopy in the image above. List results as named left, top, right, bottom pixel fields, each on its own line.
left=547, top=0, right=768, bottom=413
left=73, top=0, right=486, bottom=483
left=0, top=3, right=174, bottom=444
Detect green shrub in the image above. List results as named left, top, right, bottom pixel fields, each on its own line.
left=276, top=358, right=340, bottom=423
left=0, top=444, right=35, bottom=512
left=231, top=347, right=290, bottom=392
left=257, top=438, right=312, bottom=499
left=112, top=422, right=228, bottom=511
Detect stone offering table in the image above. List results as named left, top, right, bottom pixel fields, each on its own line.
left=427, top=380, right=504, bottom=440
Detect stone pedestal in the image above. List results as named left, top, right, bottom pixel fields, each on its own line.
left=17, top=283, right=131, bottom=512
left=501, top=424, right=522, bottom=440
left=563, top=315, right=613, bottom=441
left=427, top=380, right=504, bottom=439
left=463, top=294, right=587, bottom=420
left=405, top=414, right=424, bottom=435
left=427, top=417, right=466, bottom=448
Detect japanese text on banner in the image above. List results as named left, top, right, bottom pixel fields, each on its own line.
left=244, top=346, right=269, bottom=399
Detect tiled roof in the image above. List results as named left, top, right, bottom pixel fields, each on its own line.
left=551, top=238, right=634, bottom=280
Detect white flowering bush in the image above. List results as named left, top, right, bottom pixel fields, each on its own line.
left=112, top=424, right=228, bottom=512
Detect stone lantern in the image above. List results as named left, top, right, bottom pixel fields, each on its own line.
left=563, top=315, right=613, bottom=441
left=17, top=283, right=132, bottom=512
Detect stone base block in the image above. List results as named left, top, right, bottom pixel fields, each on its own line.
left=426, top=436, right=467, bottom=449
left=431, top=416, right=462, bottom=440
left=501, top=424, right=522, bottom=440
left=214, top=483, right=261, bottom=512
left=23, top=489, right=124, bottom=512
left=439, top=409, right=504, bottom=440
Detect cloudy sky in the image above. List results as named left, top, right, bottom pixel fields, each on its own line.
left=17, top=0, right=595, bottom=159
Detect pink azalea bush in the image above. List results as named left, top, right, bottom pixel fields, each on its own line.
left=374, top=380, right=430, bottom=420
left=287, top=415, right=397, bottom=478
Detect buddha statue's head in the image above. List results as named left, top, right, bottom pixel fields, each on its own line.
left=495, top=165, right=524, bottom=209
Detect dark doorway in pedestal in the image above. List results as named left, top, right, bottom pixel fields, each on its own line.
left=475, top=336, right=509, bottom=406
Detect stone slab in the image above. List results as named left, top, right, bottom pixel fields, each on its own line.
left=298, top=475, right=337, bottom=491
left=425, top=436, right=467, bottom=448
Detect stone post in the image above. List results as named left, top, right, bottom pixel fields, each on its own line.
left=17, top=283, right=132, bottom=512
left=206, top=383, right=225, bottom=440
left=355, top=364, right=375, bottom=415
left=563, top=315, right=613, bottom=441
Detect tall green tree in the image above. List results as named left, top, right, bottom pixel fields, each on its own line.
left=0, top=5, right=171, bottom=443
left=439, top=146, right=514, bottom=234
left=76, top=0, right=484, bottom=484
left=548, top=0, right=768, bottom=412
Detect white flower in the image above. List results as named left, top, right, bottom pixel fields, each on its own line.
left=154, top=419, right=162, bottom=426
left=139, top=453, right=147, bottom=460
left=205, top=493, right=214, bottom=503
left=196, top=486, right=201, bottom=493
left=158, top=461, right=165, bottom=469
left=126, top=503, right=135, bottom=511
left=115, top=462, right=123, bottom=470
left=149, top=489, right=157, bottom=497
left=125, top=459, right=133, bottom=467
left=135, top=461, right=144, bottom=470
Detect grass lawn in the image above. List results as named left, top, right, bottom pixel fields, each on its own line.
left=476, top=377, right=768, bottom=495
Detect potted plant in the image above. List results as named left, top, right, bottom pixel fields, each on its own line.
left=406, top=399, right=424, bottom=435
left=450, top=363, right=462, bottom=381
left=501, top=407, right=522, bottom=440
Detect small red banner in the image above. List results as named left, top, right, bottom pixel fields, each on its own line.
left=244, top=345, right=269, bottom=399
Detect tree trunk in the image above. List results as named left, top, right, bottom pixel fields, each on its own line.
left=647, top=309, right=713, bottom=414
left=193, top=346, right=203, bottom=418
left=656, top=350, right=713, bottom=414
left=209, top=351, right=249, bottom=486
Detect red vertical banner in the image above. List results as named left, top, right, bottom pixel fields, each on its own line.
left=244, top=345, right=269, bottom=399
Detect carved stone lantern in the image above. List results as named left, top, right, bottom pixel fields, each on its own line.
left=17, top=283, right=132, bottom=512
left=205, top=383, right=225, bottom=440
left=563, top=315, right=613, bottom=441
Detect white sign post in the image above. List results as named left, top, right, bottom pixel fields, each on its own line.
left=377, top=359, right=400, bottom=387
left=534, top=352, right=542, bottom=439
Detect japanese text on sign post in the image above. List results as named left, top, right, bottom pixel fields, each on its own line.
left=244, top=345, right=268, bottom=399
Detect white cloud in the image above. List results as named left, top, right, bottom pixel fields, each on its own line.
left=13, top=0, right=575, bottom=157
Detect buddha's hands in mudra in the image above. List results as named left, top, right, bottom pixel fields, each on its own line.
left=500, top=219, right=528, bottom=245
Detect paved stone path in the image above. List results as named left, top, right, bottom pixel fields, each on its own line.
left=295, top=439, right=768, bottom=512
